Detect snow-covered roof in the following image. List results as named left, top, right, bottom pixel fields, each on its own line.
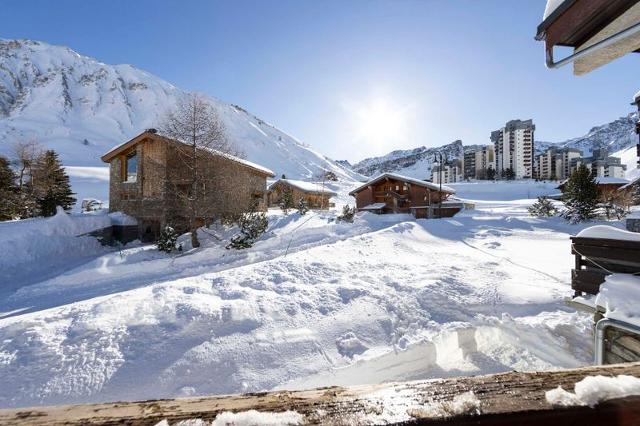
left=576, top=225, right=640, bottom=242
left=348, top=172, right=456, bottom=196
left=360, top=203, right=386, bottom=210
left=101, top=130, right=275, bottom=177
left=268, top=179, right=337, bottom=196
left=620, top=175, right=640, bottom=190
left=595, top=177, right=629, bottom=185
left=543, top=0, right=567, bottom=20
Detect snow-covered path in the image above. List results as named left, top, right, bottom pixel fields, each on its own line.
left=0, top=186, right=609, bottom=408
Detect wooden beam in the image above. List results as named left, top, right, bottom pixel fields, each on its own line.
left=2, top=363, right=640, bottom=425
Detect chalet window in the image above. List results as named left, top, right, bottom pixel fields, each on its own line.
left=395, top=185, right=399, bottom=191
left=403, top=185, right=408, bottom=191
left=123, top=152, right=138, bottom=182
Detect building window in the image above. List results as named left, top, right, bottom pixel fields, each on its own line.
left=123, top=151, right=137, bottom=182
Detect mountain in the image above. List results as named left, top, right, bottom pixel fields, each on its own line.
left=537, top=113, right=637, bottom=157
left=0, top=39, right=361, bottom=181
left=351, top=140, right=466, bottom=179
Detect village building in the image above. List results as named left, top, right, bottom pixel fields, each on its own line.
left=349, top=172, right=463, bottom=218
left=556, top=176, right=630, bottom=195
left=431, top=159, right=463, bottom=184
left=463, top=146, right=495, bottom=180
left=537, top=147, right=582, bottom=180
left=575, top=148, right=627, bottom=179
left=101, top=129, right=275, bottom=241
left=267, top=178, right=337, bottom=209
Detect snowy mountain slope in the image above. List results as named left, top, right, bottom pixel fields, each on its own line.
left=0, top=39, right=361, bottom=181
left=351, top=140, right=470, bottom=180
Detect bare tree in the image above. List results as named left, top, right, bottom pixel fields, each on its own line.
left=13, top=140, right=44, bottom=217
left=160, top=92, right=237, bottom=248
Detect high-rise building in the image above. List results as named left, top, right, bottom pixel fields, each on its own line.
left=432, top=159, right=463, bottom=184
left=463, top=146, right=495, bottom=180
left=537, top=147, right=582, bottom=180
left=491, top=119, right=535, bottom=179
left=575, top=149, right=627, bottom=178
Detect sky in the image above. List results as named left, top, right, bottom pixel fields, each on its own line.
left=2, top=0, right=640, bottom=163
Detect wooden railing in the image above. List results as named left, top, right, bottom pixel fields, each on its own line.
left=571, top=236, right=640, bottom=296
left=2, top=363, right=640, bottom=425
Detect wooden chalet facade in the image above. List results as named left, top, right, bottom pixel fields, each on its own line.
left=348, top=173, right=460, bottom=218
left=268, top=178, right=337, bottom=209
left=101, top=130, right=275, bottom=241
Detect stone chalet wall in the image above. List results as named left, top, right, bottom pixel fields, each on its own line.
left=108, top=136, right=270, bottom=240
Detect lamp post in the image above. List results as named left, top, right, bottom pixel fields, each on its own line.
left=433, top=152, right=443, bottom=218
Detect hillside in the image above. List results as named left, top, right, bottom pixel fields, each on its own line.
left=0, top=39, right=361, bottom=181
left=351, top=140, right=471, bottom=180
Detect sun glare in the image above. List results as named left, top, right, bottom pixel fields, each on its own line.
left=355, top=99, right=406, bottom=146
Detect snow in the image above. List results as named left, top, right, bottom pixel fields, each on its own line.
left=0, top=182, right=605, bottom=409
left=595, top=274, right=640, bottom=324
left=268, top=179, right=337, bottom=195
left=360, top=203, right=386, bottom=210
left=211, top=410, right=303, bottom=426
left=594, top=177, right=629, bottom=185
left=349, top=172, right=456, bottom=195
left=576, top=225, right=640, bottom=241
left=108, top=211, right=137, bottom=226
left=543, top=0, right=566, bottom=20
left=546, top=375, right=640, bottom=407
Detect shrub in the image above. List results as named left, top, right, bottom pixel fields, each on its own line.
left=528, top=196, right=557, bottom=217
left=227, top=202, right=268, bottom=249
left=337, top=205, right=357, bottom=223
left=157, top=226, right=179, bottom=253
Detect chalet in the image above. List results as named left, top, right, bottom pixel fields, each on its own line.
left=101, top=130, right=275, bottom=241
left=537, top=0, right=640, bottom=369
left=557, top=176, right=630, bottom=194
left=268, top=178, right=336, bottom=209
left=348, top=173, right=461, bottom=218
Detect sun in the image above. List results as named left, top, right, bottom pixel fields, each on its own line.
left=355, top=98, right=405, bottom=144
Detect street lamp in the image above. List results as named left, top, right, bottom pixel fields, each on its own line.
left=433, top=153, right=443, bottom=218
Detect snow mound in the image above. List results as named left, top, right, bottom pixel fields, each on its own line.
left=576, top=225, right=640, bottom=241
left=595, top=274, right=640, bottom=323
left=546, top=375, right=640, bottom=407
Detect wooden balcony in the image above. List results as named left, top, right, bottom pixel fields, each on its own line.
left=2, top=362, right=640, bottom=425
left=571, top=236, right=640, bottom=296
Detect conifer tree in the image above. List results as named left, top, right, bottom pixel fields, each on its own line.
left=0, top=155, right=20, bottom=221
left=297, top=197, right=309, bottom=215
left=34, top=150, right=76, bottom=216
left=528, top=196, right=557, bottom=217
left=280, top=187, right=294, bottom=214
left=561, top=164, right=599, bottom=223
left=486, top=166, right=496, bottom=180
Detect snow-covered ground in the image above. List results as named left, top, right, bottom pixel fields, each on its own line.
left=0, top=180, right=615, bottom=409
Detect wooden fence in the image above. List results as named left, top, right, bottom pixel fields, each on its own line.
left=570, top=236, right=640, bottom=296
left=2, top=362, right=640, bottom=425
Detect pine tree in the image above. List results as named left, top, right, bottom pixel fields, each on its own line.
left=280, top=187, right=294, bottom=214
left=227, top=200, right=268, bottom=249
left=504, top=167, right=516, bottom=180
left=34, top=150, right=76, bottom=217
left=297, top=197, right=309, bottom=215
left=528, top=196, right=557, bottom=217
left=337, top=205, right=357, bottom=223
left=0, top=156, right=19, bottom=221
left=157, top=226, right=179, bottom=252
left=486, top=166, right=496, bottom=180
left=561, top=164, right=599, bottom=224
